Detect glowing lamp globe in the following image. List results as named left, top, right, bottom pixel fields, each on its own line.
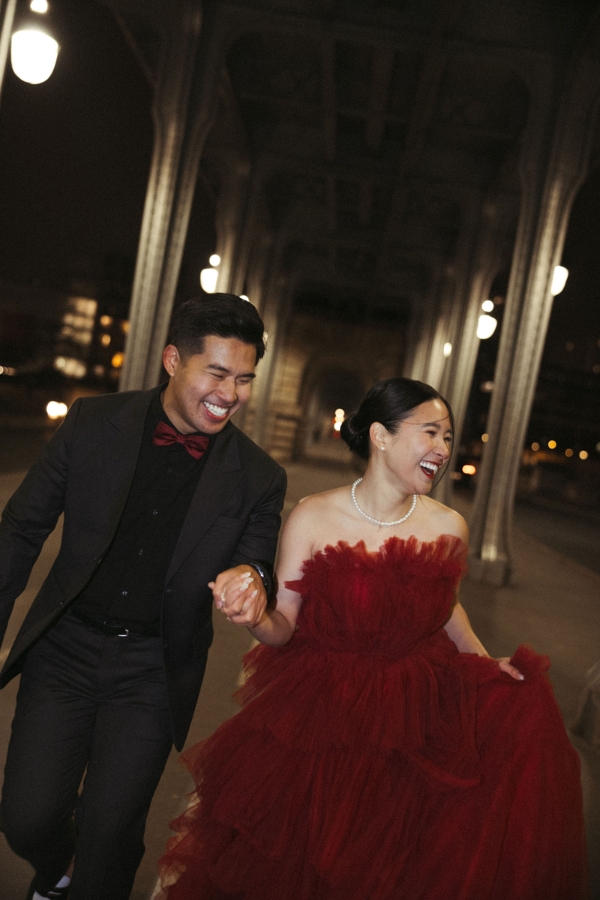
left=11, top=29, right=59, bottom=84
left=200, top=267, right=218, bottom=293
left=476, top=314, right=498, bottom=340
left=550, top=265, right=568, bottom=296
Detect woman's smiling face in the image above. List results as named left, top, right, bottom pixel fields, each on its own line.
left=377, top=398, right=453, bottom=494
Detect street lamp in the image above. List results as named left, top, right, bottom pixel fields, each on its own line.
left=11, top=27, right=58, bottom=83
left=200, top=253, right=220, bottom=293
left=550, top=265, right=568, bottom=296
left=10, top=0, right=59, bottom=85
left=476, top=314, right=498, bottom=340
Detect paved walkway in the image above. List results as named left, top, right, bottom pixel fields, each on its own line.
left=0, top=463, right=599, bottom=899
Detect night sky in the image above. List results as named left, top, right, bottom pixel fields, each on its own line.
left=0, top=0, right=152, bottom=290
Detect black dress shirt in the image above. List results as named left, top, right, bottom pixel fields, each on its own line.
left=73, top=390, right=213, bottom=628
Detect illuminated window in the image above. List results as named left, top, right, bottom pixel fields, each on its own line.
left=53, top=357, right=86, bottom=378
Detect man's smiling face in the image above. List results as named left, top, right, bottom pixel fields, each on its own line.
left=161, top=335, right=257, bottom=435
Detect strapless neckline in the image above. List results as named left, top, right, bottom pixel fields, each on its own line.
left=312, top=532, right=467, bottom=561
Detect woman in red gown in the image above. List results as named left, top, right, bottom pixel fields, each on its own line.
left=155, top=377, right=588, bottom=900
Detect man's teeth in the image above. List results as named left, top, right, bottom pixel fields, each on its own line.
left=204, top=401, right=228, bottom=416
left=421, top=461, right=439, bottom=474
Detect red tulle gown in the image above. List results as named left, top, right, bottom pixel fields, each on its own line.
left=156, top=536, right=588, bottom=900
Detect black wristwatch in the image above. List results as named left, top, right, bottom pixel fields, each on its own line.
left=247, top=562, right=271, bottom=596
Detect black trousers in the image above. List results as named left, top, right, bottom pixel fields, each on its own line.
left=1, top=611, right=173, bottom=900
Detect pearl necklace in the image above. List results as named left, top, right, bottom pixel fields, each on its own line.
left=351, top=478, right=417, bottom=527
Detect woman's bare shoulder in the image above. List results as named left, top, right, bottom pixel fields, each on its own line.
left=419, top=495, right=469, bottom=542
left=294, top=485, right=350, bottom=511
left=280, top=487, right=351, bottom=560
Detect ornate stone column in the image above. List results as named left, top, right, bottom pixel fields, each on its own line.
left=435, top=195, right=517, bottom=507
left=406, top=259, right=445, bottom=383
left=443, top=196, right=515, bottom=448
left=469, top=59, right=600, bottom=584
left=214, top=160, right=251, bottom=295
left=422, top=190, right=482, bottom=401
left=247, top=236, right=291, bottom=449
left=0, top=0, right=17, bottom=109
left=120, top=2, right=233, bottom=391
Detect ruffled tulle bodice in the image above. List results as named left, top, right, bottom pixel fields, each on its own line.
left=239, top=535, right=497, bottom=769
left=157, top=535, right=588, bottom=900
left=286, top=534, right=466, bottom=652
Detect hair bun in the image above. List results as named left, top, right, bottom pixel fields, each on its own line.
left=340, top=414, right=370, bottom=460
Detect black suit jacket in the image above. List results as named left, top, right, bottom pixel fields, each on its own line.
left=0, top=387, right=287, bottom=749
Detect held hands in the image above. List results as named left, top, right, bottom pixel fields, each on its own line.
left=209, top=565, right=267, bottom=628
left=496, top=657, right=524, bottom=681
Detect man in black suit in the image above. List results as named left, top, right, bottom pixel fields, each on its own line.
left=0, top=294, right=287, bottom=900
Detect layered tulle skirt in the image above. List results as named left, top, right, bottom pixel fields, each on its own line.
left=155, top=636, right=588, bottom=900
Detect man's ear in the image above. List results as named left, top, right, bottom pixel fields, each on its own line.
left=162, top=344, right=180, bottom=377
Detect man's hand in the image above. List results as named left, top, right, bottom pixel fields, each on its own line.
left=208, top=565, right=267, bottom=627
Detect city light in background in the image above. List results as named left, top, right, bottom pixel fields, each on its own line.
left=46, top=400, right=67, bottom=419
left=332, top=408, right=345, bottom=433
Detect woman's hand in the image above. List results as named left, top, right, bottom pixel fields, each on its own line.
left=209, top=566, right=267, bottom=627
left=497, top=657, right=524, bottom=681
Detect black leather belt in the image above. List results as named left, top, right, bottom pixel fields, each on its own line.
left=69, top=608, right=161, bottom=638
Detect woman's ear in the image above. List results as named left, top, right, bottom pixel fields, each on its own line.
left=369, top=422, right=387, bottom=451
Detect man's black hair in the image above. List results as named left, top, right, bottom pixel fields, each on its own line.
left=168, top=294, right=266, bottom=363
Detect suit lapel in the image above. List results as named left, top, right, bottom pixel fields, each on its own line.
left=99, top=388, right=157, bottom=538
left=166, top=423, right=243, bottom=581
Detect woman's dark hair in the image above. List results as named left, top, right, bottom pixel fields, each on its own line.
left=168, top=294, right=266, bottom=363
left=340, top=377, right=454, bottom=461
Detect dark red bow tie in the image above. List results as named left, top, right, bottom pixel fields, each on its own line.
left=152, top=421, right=210, bottom=459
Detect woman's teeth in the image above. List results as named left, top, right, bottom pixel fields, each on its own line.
left=420, top=461, right=438, bottom=478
